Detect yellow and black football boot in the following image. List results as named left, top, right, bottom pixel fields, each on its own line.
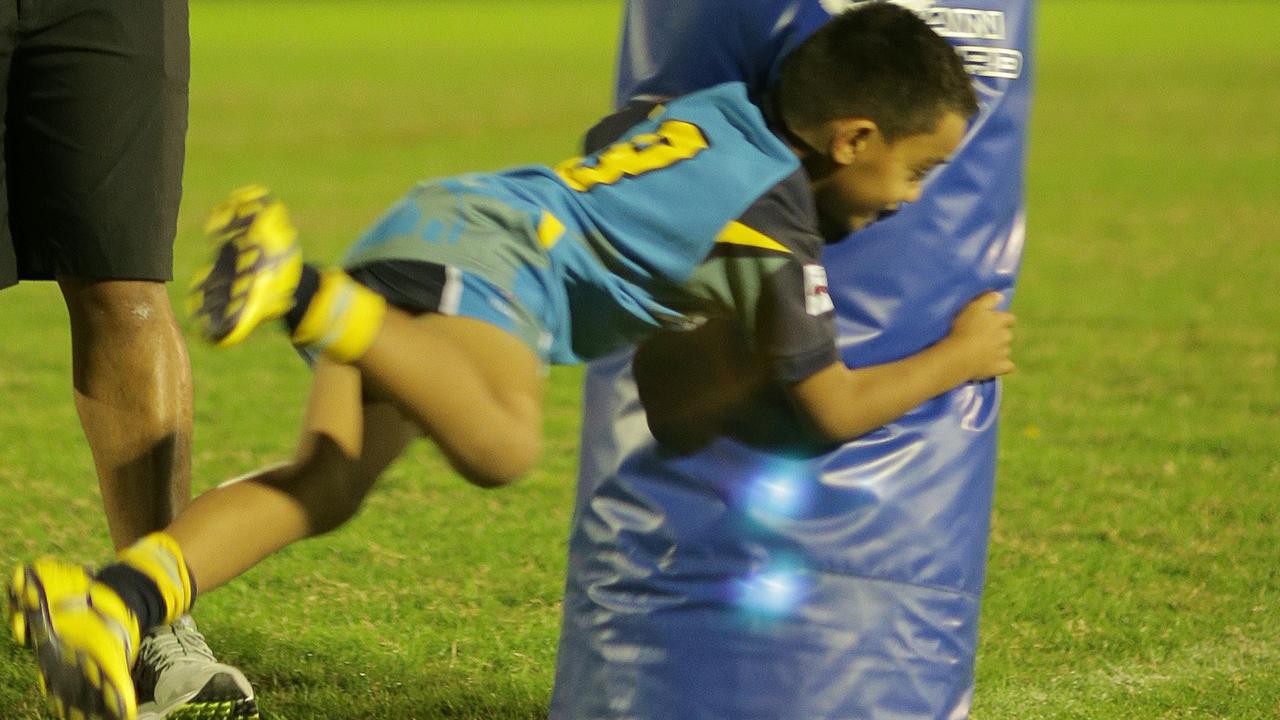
left=189, top=185, right=302, bottom=347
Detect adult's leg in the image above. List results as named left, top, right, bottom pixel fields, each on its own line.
left=60, top=278, right=193, bottom=550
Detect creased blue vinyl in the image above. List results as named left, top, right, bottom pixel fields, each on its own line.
left=550, top=2, right=1034, bottom=718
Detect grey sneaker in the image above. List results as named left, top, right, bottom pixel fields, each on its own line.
left=133, top=616, right=259, bottom=720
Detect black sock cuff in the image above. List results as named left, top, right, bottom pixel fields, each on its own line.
left=96, top=564, right=168, bottom=633
left=284, top=263, right=322, bottom=333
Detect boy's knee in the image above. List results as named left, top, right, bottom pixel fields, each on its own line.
left=280, top=440, right=370, bottom=535
left=457, top=431, right=540, bottom=489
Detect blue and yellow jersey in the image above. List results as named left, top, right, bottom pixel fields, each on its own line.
left=344, top=82, right=837, bottom=381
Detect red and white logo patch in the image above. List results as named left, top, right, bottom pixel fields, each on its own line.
left=803, top=264, right=834, bottom=316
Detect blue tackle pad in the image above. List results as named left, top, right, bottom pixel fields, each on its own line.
left=551, top=2, right=1035, bottom=718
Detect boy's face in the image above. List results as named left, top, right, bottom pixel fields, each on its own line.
left=810, top=110, right=968, bottom=237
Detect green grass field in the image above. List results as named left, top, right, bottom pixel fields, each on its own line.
left=1, top=1, right=1276, bottom=718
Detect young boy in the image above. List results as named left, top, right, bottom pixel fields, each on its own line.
left=9, top=5, right=1014, bottom=719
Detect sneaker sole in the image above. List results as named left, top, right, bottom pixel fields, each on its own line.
left=14, top=564, right=133, bottom=720
left=142, top=672, right=260, bottom=720
left=193, top=237, right=298, bottom=349
left=190, top=241, right=243, bottom=344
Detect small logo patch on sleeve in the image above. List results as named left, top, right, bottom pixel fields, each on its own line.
left=803, top=264, right=834, bottom=315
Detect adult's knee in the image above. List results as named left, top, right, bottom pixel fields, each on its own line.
left=61, top=279, right=178, bottom=336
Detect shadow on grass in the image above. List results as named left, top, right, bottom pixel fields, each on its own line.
left=219, top=625, right=552, bottom=720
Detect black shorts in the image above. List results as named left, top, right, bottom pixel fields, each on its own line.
left=0, top=0, right=189, bottom=290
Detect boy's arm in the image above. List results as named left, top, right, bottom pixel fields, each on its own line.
left=787, top=291, right=1015, bottom=442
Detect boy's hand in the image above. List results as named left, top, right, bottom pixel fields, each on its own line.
left=943, top=291, right=1016, bottom=381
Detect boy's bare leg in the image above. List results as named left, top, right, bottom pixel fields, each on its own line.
left=352, top=311, right=545, bottom=488
left=7, top=360, right=414, bottom=719
left=190, top=189, right=544, bottom=486
left=166, top=360, right=418, bottom=593
left=121, top=307, right=541, bottom=594
left=165, top=308, right=543, bottom=595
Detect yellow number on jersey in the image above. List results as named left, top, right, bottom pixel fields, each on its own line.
left=555, top=120, right=709, bottom=192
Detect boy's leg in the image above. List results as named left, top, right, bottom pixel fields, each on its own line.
left=170, top=305, right=545, bottom=591
left=169, top=359, right=417, bottom=593
left=130, top=361, right=416, bottom=720
left=189, top=187, right=547, bottom=487
left=8, top=361, right=417, bottom=719
left=354, top=311, right=545, bottom=488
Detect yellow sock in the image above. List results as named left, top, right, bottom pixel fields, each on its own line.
left=291, top=269, right=388, bottom=362
left=117, top=532, right=194, bottom=627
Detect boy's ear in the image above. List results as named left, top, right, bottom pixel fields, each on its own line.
left=828, top=118, right=879, bottom=165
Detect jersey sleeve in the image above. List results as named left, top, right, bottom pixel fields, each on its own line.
left=581, top=99, right=662, bottom=154
left=697, top=168, right=839, bottom=383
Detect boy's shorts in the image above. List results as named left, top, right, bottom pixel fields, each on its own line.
left=342, top=180, right=571, bottom=365
left=0, top=0, right=190, bottom=290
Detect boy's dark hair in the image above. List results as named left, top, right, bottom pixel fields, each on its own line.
left=777, top=2, right=978, bottom=142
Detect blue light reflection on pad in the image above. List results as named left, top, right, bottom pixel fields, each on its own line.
left=732, top=561, right=812, bottom=617
left=739, top=459, right=814, bottom=521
